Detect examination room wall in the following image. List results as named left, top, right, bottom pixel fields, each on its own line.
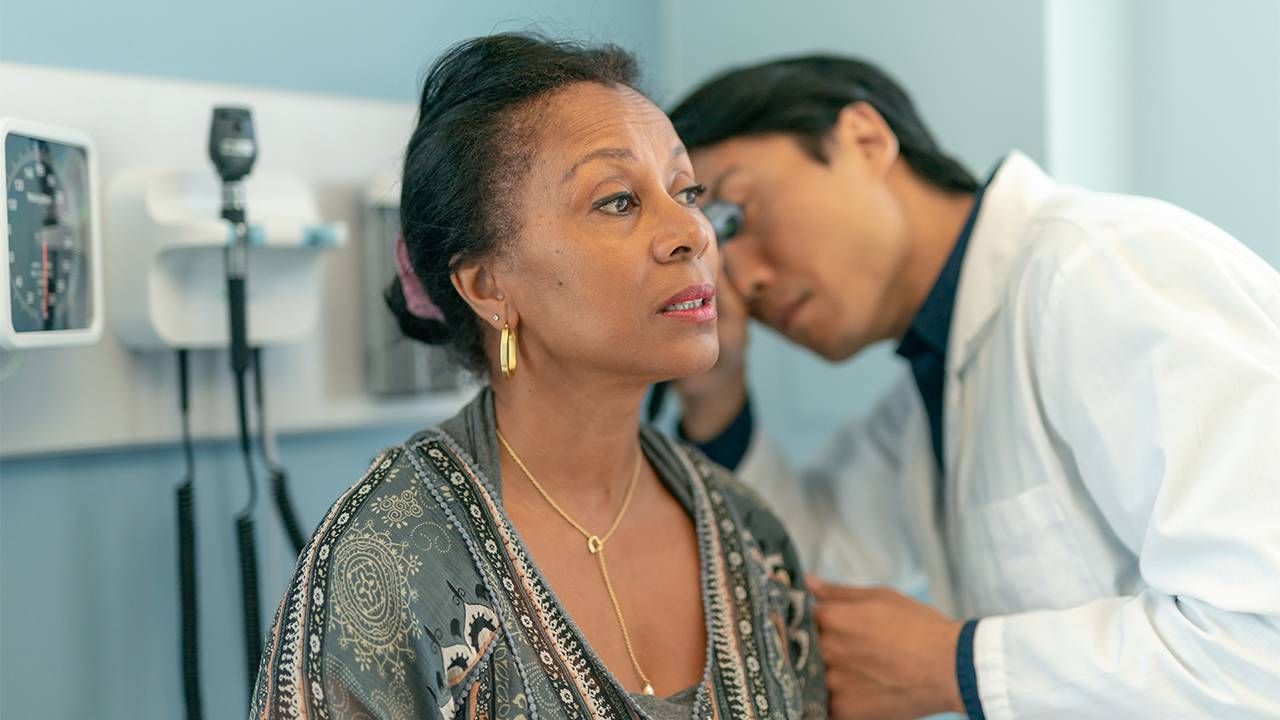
left=2, top=1, right=1279, bottom=718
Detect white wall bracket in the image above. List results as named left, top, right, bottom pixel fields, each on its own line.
left=106, top=167, right=347, bottom=350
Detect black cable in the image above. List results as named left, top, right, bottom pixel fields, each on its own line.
left=232, top=356, right=257, bottom=517
left=231, top=360, right=262, bottom=696
left=175, top=349, right=203, bottom=720
left=223, top=205, right=263, bottom=697
left=252, top=347, right=306, bottom=555
left=235, top=513, right=262, bottom=694
left=179, top=350, right=196, bottom=484
left=270, top=470, right=305, bottom=556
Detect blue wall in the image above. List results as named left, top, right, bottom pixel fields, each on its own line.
left=0, top=0, right=661, bottom=100
left=0, top=2, right=661, bottom=717
left=1131, top=0, right=1280, bottom=269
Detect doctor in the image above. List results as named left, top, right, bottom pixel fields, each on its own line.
left=668, top=55, right=1280, bottom=719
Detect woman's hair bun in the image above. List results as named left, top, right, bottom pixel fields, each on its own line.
left=385, top=277, right=452, bottom=346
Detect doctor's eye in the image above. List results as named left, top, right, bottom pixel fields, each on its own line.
left=593, top=191, right=638, bottom=216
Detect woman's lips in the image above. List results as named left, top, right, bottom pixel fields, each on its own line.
left=660, top=298, right=718, bottom=322
left=659, top=283, right=717, bottom=323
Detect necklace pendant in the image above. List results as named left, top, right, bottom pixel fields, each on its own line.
left=587, top=535, right=603, bottom=554
left=642, top=683, right=654, bottom=696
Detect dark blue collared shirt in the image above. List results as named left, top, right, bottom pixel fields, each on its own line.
left=895, top=178, right=988, bottom=474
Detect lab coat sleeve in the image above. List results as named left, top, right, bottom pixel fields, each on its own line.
left=976, top=220, right=1280, bottom=718
left=734, top=374, right=935, bottom=593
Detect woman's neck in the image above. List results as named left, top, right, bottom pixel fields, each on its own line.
left=491, top=367, right=649, bottom=502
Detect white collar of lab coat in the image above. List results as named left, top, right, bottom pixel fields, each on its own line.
left=946, top=150, right=1060, bottom=377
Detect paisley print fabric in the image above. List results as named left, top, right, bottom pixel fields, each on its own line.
left=250, top=389, right=826, bottom=719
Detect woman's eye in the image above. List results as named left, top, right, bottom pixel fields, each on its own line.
left=677, top=184, right=707, bottom=206
left=594, top=192, right=637, bottom=215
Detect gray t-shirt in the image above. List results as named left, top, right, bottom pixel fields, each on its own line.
left=629, top=685, right=699, bottom=720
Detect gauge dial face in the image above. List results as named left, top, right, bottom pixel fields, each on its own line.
left=5, top=132, right=93, bottom=333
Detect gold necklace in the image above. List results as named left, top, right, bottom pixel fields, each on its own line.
left=495, top=427, right=655, bottom=696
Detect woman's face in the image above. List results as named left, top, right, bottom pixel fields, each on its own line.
left=485, top=83, right=719, bottom=384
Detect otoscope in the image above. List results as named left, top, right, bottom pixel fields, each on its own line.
left=701, top=199, right=744, bottom=247
left=209, top=106, right=264, bottom=695
left=209, top=107, right=255, bottom=383
left=646, top=199, right=744, bottom=422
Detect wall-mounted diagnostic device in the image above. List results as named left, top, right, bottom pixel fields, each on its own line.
left=1, top=119, right=104, bottom=349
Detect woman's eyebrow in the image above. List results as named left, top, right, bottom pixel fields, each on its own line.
left=561, top=147, right=635, bottom=184
left=560, top=144, right=688, bottom=185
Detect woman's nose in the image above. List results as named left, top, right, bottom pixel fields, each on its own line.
left=653, top=204, right=713, bottom=263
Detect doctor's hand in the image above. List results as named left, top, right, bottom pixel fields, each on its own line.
left=809, top=577, right=966, bottom=720
left=673, top=265, right=750, bottom=441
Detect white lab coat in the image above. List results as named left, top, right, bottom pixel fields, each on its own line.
left=737, top=152, right=1280, bottom=718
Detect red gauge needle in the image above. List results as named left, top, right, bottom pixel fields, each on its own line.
left=41, top=238, right=49, bottom=320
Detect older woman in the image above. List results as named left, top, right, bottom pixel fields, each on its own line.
left=251, top=34, right=825, bottom=720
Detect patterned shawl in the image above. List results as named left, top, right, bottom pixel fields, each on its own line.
left=251, top=388, right=826, bottom=719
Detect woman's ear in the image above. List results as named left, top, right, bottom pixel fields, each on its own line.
left=452, top=261, right=512, bottom=329
left=829, top=101, right=900, bottom=179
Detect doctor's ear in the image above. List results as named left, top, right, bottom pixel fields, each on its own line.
left=451, top=262, right=513, bottom=329
left=829, top=102, right=900, bottom=178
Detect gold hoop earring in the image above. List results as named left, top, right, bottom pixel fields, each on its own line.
left=500, top=323, right=518, bottom=379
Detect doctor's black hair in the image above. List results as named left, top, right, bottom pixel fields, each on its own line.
left=387, top=33, right=640, bottom=374
left=668, top=55, right=978, bottom=194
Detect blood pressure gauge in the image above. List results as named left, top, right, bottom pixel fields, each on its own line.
left=1, top=119, right=103, bottom=349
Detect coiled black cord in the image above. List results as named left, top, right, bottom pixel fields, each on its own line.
left=235, top=512, right=262, bottom=694
left=175, top=349, right=203, bottom=720
left=231, top=357, right=262, bottom=696
left=252, top=348, right=306, bottom=556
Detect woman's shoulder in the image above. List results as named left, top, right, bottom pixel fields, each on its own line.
left=305, top=431, right=488, bottom=588
left=319, top=426, right=473, bottom=528
left=315, top=441, right=441, bottom=534
left=254, top=434, right=499, bottom=718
